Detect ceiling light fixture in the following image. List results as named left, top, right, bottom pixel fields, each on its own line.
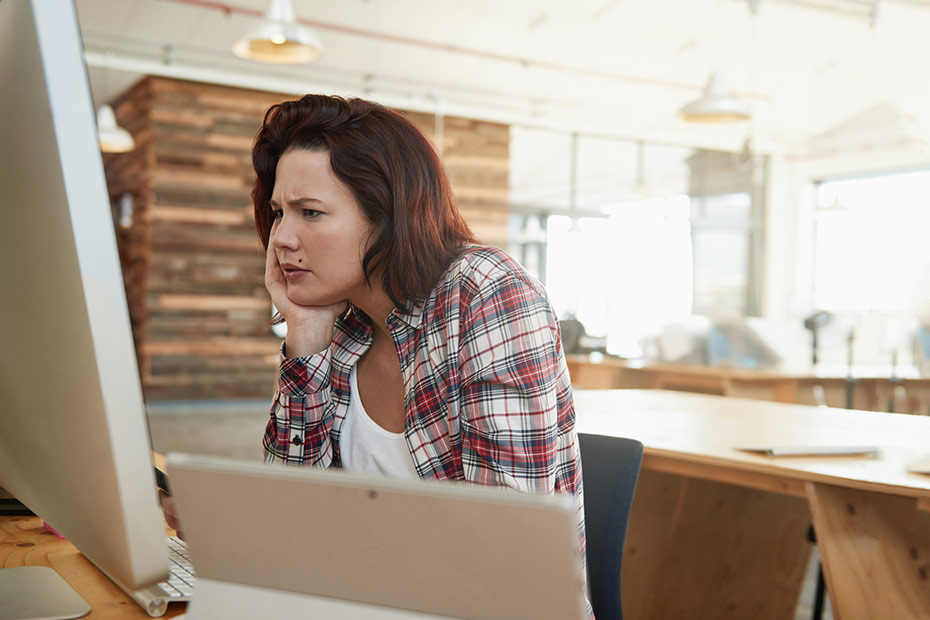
left=232, top=0, right=323, bottom=65
left=680, top=0, right=750, bottom=123
left=681, top=72, right=750, bottom=123
left=96, top=49, right=135, bottom=153
left=96, top=104, right=134, bottom=153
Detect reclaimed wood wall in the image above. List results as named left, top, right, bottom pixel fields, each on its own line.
left=103, top=76, right=509, bottom=401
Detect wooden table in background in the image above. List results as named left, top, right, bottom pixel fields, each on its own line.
left=575, top=389, right=930, bottom=620
left=567, top=355, right=930, bottom=415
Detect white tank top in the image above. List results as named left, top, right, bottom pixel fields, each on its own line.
left=340, top=364, right=418, bottom=479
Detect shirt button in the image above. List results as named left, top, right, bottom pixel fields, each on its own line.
left=291, top=435, right=303, bottom=445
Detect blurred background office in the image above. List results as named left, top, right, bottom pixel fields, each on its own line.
left=75, top=0, right=930, bottom=412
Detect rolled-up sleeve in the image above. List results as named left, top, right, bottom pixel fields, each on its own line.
left=263, top=342, right=338, bottom=467
left=458, top=272, right=575, bottom=495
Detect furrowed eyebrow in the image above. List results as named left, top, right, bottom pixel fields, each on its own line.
left=269, top=197, right=324, bottom=208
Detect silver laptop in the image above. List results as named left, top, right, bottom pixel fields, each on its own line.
left=166, top=453, right=588, bottom=620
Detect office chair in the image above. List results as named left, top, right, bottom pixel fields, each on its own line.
left=578, top=433, right=644, bottom=620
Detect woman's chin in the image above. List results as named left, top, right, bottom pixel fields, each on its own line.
left=286, top=287, right=336, bottom=308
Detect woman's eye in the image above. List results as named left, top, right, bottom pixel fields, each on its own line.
left=303, top=209, right=321, bottom=218
left=271, top=209, right=283, bottom=220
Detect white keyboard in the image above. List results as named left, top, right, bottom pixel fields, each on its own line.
left=125, top=536, right=197, bottom=616
left=159, top=536, right=196, bottom=599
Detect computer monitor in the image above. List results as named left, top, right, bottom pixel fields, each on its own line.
left=0, top=0, right=169, bottom=614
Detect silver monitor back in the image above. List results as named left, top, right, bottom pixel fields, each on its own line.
left=0, top=0, right=168, bottom=591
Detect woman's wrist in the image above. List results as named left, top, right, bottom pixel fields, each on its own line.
left=283, top=317, right=336, bottom=358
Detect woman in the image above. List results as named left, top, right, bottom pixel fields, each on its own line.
left=254, top=93, right=588, bottom=602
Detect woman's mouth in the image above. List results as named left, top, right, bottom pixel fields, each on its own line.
left=280, top=263, right=309, bottom=281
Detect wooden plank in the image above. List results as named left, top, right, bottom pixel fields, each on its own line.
left=153, top=100, right=267, bottom=127
left=146, top=370, right=277, bottom=386
left=149, top=76, right=277, bottom=104
left=144, top=383, right=273, bottom=401
left=152, top=166, right=250, bottom=192
left=154, top=186, right=252, bottom=209
left=150, top=105, right=214, bottom=129
left=624, top=470, right=811, bottom=619
left=149, top=354, right=279, bottom=372
left=147, top=285, right=266, bottom=300
left=450, top=186, right=509, bottom=203
left=447, top=170, right=509, bottom=190
left=444, top=131, right=510, bottom=152
left=151, top=205, right=249, bottom=226
left=153, top=131, right=248, bottom=155
left=142, top=338, right=281, bottom=356
left=442, top=154, right=509, bottom=171
left=807, top=482, right=930, bottom=620
left=195, top=92, right=289, bottom=115
left=149, top=226, right=262, bottom=254
left=147, top=282, right=266, bottom=299
left=204, top=133, right=255, bottom=151
left=456, top=201, right=509, bottom=217
left=444, top=137, right=508, bottom=159
left=153, top=150, right=250, bottom=176
left=148, top=251, right=263, bottom=268
left=154, top=294, right=269, bottom=312
left=148, top=261, right=264, bottom=284
left=145, top=310, right=264, bottom=326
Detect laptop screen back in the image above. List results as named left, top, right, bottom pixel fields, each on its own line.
left=167, top=453, right=588, bottom=620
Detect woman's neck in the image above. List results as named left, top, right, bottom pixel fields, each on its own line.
left=350, top=286, right=397, bottom=341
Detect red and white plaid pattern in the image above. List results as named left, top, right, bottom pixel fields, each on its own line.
left=263, top=245, right=588, bottom=612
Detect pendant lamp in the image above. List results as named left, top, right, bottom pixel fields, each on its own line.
left=680, top=0, right=750, bottom=123
left=680, top=72, right=750, bottom=123
left=232, top=0, right=323, bottom=64
left=96, top=104, right=134, bottom=153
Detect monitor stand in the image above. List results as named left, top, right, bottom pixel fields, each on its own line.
left=0, top=566, right=91, bottom=620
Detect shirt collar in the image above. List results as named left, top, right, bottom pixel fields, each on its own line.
left=343, top=300, right=424, bottom=335
left=390, top=300, right=425, bottom=330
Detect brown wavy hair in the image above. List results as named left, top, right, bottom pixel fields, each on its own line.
left=251, top=94, right=475, bottom=310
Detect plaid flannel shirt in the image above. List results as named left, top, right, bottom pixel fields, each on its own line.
left=263, top=245, right=588, bottom=611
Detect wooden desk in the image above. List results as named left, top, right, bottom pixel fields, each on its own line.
left=575, top=389, right=930, bottom=620
left=567, top=355, right=930, bottom=414
left=6, top=394, right=929, bottom=619
left=0, top=516, right=187, bottom=619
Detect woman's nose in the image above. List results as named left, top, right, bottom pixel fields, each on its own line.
left=270, top=215, right=298, bottom=251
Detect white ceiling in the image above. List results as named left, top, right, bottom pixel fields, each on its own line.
left=76, top=0, right=930, bottom=155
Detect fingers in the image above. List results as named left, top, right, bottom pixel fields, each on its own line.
left=159, top=491, right=183, bottom=539
left=264, top=241, right=290, bottom=316
left=264, top=241, right=283, bottom=289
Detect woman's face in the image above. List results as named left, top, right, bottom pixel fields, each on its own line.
left=269, top=149, right=374, bottom=307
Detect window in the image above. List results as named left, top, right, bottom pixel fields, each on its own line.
left=691, top=192, right=756, bottom=315
left=544, top=196, right=693, bottom=357
left=815, top=169, right=930, bottom=314
left=509, top=129, right=765, bottom=358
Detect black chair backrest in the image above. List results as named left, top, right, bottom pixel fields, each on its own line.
left=578, top=433, right=644, bottom=620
